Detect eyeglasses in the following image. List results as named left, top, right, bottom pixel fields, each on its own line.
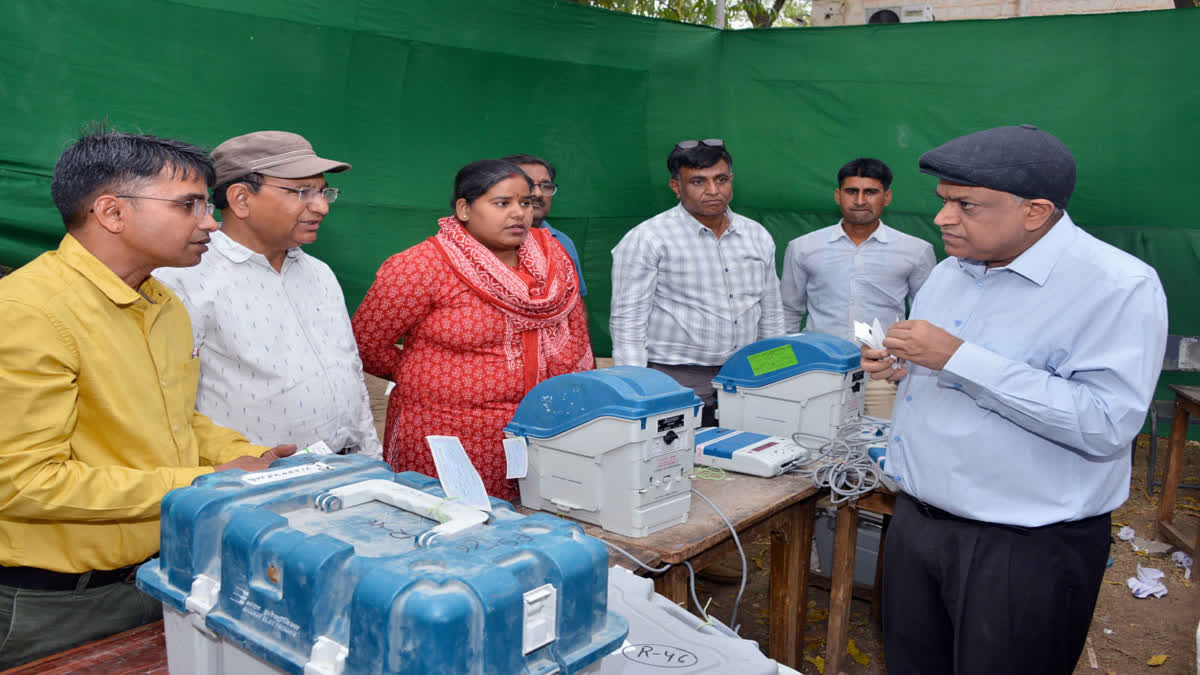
left=675, top=138, right=725, bottom=150
left=255, top=182, right=340, bottom=204
left=531, top=182, right=559, bottom=196
left=116, top=195, right=214, bottom=218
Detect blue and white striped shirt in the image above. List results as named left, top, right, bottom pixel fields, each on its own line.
left=610, top=203, right=785, bottom=366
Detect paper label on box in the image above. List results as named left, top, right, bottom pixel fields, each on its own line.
left=747, top=344, right=798, bottom=376
left=240, top=461, right=335, bottom=485
left=298, top=440, right=334, bottom=455
left=426, top=435, right=493, bottom=511
left=503, top=437, right=528, bottom=479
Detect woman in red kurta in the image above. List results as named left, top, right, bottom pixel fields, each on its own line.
left=352, top=160, right=592, bottom=500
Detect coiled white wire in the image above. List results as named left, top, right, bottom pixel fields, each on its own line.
left=788, top=420, right=888, bottom=503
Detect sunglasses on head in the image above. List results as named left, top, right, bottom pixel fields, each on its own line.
left=675, top=138, right=725, bottom=150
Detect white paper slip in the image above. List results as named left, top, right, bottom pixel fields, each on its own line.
left=425, top=435, right=493, bottom=512
left=241, top=461, right=335, bottom=485
left=853, top=318, right=887, bottom=350
left=503, top=437, right=528, bottom=479
left=298, top=440, right=335, bottom=455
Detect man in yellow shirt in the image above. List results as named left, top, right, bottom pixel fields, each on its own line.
left=0, top=129, right=296, bottom=669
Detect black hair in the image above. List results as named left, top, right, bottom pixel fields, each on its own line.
left=500, top=154, right=556, bottom=181
left=212, top=172, right=264, bottom=210
left=667, top=143, right=733, bottom=179
left=50, top=126, right=214, bottom=229
left=451, top=159, right=532, bottom=209
left=837, top=158, right=893, bottom=190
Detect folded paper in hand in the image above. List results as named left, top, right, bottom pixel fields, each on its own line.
left=853, top=319, right=887, bottom=350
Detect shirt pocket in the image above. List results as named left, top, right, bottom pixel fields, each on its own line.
left=165, top=356, right=202, bottom=430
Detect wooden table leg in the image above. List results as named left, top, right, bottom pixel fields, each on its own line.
left=653, top=563, right=690, bottom=606
left=768, top=498, right=815, bottom=668
left=1158, top=396, right=1199, bottom=555
left=826, top=502, right=860, bottom=675
left=1158, top=399, right=1189, bottom=528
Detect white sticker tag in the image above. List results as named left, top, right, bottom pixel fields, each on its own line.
left=240, top=461, right=335, bottom=485
left=503, top=437, right=529, bottom=479
left=425, top=436, right=492, bottom=512
left=298, top=440, right=335, bottom=455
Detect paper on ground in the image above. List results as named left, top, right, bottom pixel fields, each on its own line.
left=503, top=437, right=528, bottom=479
left=1127, top=564, right=1167, bottom=598
left=425, top=435, right=492, bottom=512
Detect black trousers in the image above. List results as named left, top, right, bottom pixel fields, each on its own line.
left=882, top=494, right=1111, bottom=675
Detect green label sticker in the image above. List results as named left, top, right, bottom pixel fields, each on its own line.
left=746, top=345, right=798, bottom=376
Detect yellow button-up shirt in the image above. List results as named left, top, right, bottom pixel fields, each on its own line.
left=0, top=235, right=263, bottom=573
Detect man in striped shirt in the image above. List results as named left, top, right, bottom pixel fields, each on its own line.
left=611, top=139, right=785, bottom=426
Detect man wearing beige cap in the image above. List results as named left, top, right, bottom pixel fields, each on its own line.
left=157, top=131, right=382, bottom=458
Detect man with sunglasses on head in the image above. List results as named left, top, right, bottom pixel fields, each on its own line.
left=156, top=131, right=381, bottom=459
left=0, top=129, right=295, bottom=669
left=611, top=139, right=785, bottom=426
left=502, top=154, right=586, bottom=296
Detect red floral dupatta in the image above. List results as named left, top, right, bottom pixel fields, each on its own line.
left=429, top=215, right=583, bottom=392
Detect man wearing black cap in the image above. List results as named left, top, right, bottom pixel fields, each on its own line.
left=157, top=131, right=381, bottom=459
left=861, top=125, right=1167, bottom=674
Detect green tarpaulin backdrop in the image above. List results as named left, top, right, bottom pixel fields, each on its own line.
left=2, top=1, right=1196, bottom=380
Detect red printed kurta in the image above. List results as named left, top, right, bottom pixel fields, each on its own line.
left=352, top=230, right=592, bottom=500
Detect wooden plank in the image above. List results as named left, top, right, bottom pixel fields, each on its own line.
left=768, top=499, right=814, bottom=668
left=653, top=564, right=690, bottom=604
left=1158, top=519, right=1199, bottom=557
left=1157, top=396, right=1191, bottom=526
left=825, top=501, right=861, bottom=675
left=0, top=621, right=167, bottom=675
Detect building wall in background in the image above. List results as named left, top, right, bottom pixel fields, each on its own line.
left=812, top=0, right=1170, bottom=26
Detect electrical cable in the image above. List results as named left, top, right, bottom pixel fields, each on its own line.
left=598, top=488, right=751, bottom=635
left=788, top=419, right=889, bottom=503
left=690, top=487, right=748, bottom=634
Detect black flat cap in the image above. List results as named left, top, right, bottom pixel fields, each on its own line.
left=919, top=124, right=1075, bottom=208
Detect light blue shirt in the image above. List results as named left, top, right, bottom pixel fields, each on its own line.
left=543, top=221, right=587, bottom=297
left=781, top=221, right=936, bottom=340
left=888, top=213, right=1167, bottom=527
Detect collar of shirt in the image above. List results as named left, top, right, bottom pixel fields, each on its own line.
left=210, top=229, right=303, bottom=271
left=827, top=219, right=891, bottom=244
left=954, top=212, right=1076, bottom=286
left=673, top=202, right=740, bottom=238
left=57, top=234, right=174, bottom=306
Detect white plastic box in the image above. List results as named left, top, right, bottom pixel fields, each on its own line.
left=594, top=567, right=782, bottom=674
left=714, top=334, right=864, bottom=441
left=506, top=367, right=702, bottom=538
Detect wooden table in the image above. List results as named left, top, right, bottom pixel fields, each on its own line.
left=571, top=471, right=820, bottom=669
left=1158, top=384, right=1200, bottom=556
left=0, top=620, right=166, bottom=675
left=824, top=489, right=895, bottom=675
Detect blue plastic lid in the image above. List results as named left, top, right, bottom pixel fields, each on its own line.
left=713, top=333, right=860, bottom=390
left=505, top=366, right=701, bottom=439
left=694, top=427, right=771, bottom=459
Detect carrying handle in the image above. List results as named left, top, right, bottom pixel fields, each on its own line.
left=313, top=479, right=488, bottom=546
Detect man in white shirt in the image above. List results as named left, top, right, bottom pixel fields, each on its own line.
left=611, top=139, right=785, bottom=426
left=781, top=158, right=935, bottom=417
left=156, top=131, right=381, bottom=458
